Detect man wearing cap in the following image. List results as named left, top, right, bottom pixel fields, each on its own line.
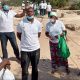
left=0, top=3, right=25, bottom=60
left=45, top=12, right=70, bottom=74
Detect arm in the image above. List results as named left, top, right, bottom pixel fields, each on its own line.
left=0, top=59, right=10, bottom=71
left=15, top=9, right=25, bottom=18
left=17, top=22, right=22, bottom=40
left=17, top=32, right=22, bottom=40
left=38, top=22, right=42, bottom=38
left=63, top=30, right=67, bottom=36
left=45, top=32, right=53, bottom=39
left=38, top=32, right=41, bottom=38
left=45, top=24, right=53, bottom=39
left=60, top=21, right=67, bottom=36
left=45, top=32, right=49, bottom=38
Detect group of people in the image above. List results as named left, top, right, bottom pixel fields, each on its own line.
left=39, top=0, right=52, bottom=17
left=21, top=0, right=52, bottom=17
left=0, top=1, right=80, bottom=80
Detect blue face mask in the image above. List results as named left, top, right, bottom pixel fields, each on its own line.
left=27, top=16, right=34, bottom=20
left=3, top=5, right=10, bottom=11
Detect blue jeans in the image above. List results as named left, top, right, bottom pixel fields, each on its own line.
left=0, top=32, right=19, bottom=59
left=21, top=49, right=40, bottom=80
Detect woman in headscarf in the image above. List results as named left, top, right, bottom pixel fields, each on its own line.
left=45, top=12, right=70, bottom=74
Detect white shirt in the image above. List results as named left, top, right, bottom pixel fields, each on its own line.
left=47, top=5, right=52, bottom=12
left=30, top=4, right=34, bottom=8
left=22, top=3, right=25, bottom=7
left=0, top=10, right=17, bottom=32
left=43, top=3, right=47, bottom=9
left=39, top=3, right=44, bottom=9
left=46, top=20, right=66, bottom=43
left=17, top=17, right=42, bottom=52
left=22, top=3, right=25, bottom=9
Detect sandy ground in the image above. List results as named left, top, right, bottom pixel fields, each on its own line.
left=0, top=9, right=80, bottom=80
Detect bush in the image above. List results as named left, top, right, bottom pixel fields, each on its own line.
left=3, top=0, right=69, bottom=8
left=50, top=0, right=68, bottom=8
left=7, top=0, right=23, bottom=6
left=69, top=1, right=80, bottom=10
left=30, top=0, right=68, bottom=8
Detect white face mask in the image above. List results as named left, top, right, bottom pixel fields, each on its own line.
left=27, top=16, right=34, bottom=20
left=50, top=19, right=55, bottom=23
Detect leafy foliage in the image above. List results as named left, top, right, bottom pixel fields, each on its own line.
left=50, top=0, right=69, bottom=8
left=5, top=0, right=80, bottom=10
left=69, top=1, right=80, bottom=10
left=7, top=0, right=23, bottom=6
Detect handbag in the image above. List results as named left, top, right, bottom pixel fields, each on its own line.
left=0, top=68, right=15, bottom=80
left=58, top=34, right=70, bottom=59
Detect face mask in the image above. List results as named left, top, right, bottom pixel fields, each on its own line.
left=50, top=19, right=55, bottom=23
left=3, top=5, right=10, bottom=11
left=27, top=16, right=34, bottom=20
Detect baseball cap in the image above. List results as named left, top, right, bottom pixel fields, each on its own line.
left=50, top=12, right=57, bottom=17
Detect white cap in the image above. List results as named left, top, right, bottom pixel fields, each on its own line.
left=50, top=12, right=57, bottom=17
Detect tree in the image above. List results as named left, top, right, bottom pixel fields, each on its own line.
left=50, top=0, right=69, bottom=8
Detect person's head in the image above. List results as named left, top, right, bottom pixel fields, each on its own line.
left=49, top=12, right=58, bottom=23
left=27, top=0, right=29, bottom=3
left=25, top=7, right=34, bottom=21
left=41, top=1, right=43, bottom=3
left=2, top=2, right=10, bottom=12
left=48, top=2, right=50, bottom=5
left=22, top=1, right=24, bottom=3
left=0, top=1, right=1, bottom=4
left=44, top=0, right=46, bottom=3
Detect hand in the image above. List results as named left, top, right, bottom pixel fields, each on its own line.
left=49, top=36, right=53, bottom=40
left=54, top=35, right=58, bottom=39
left=4, top=65, right=11, bottom=70
left=3, top=59, right=10, bottom=65
left=60, top=33, right=64, bottom=37
left=3, top=59, right=11, bottom=69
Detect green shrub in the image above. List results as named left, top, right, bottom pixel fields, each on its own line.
left=4, top=0, right=69, bottom=8
left=7, top=0, right=23, bottom=6
left=48, top=0, right=68, bottom=8
left=69, top=1, right=80, bottom=10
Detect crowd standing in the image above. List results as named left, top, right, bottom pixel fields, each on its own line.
left=0, top=0, right=80, bottom=80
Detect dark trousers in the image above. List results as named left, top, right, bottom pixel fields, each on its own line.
left=21, top=49, right=40, bottom=80
left=0, top=32, right=19, bottom=59
left=44, top=9, right=46, bottom=15
left=40, top=9, right=44, bottom=16
left=48, top=12, right=51, bottom=17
